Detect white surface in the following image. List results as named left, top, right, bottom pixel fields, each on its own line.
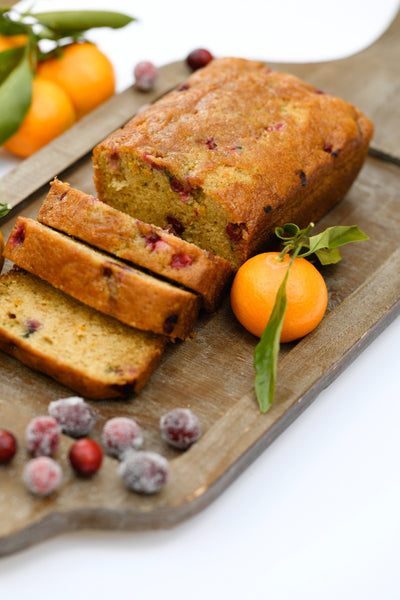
left=1, top=1, right=400, bottom=598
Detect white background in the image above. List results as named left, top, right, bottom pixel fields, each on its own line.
left=1, top=1, right=400, bottom=598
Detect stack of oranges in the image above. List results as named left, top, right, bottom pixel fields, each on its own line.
left=2, top=37, right=115, bottom=158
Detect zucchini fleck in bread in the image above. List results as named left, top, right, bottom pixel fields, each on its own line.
left=38, top=178, right=234, bottom=312
left=0, top=269, right=167, bottom=399
left=4, top=217, right=200, bottom=340
left=92, top=57, right=374, bottom=269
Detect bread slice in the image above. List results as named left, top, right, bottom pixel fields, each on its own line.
left=92, top=57, right=373, bottom=268
left=0, top=269, right=167, bottom=399
left=37, top=178, right=233, bottom=311
left=4, top=217, right=200, bottom=340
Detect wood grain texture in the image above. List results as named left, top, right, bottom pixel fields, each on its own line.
left=1, top=16, right=400, bottom=555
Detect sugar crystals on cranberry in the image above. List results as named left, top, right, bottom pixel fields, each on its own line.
left=25, top=416, right=61, bottom=457
left=102, top=416, right=143, bottom=459
left=160, top=408, right=201, bottom=449
left=118, top=451, right=169, bottom=494
left=22, top=456, right=62, bottom=497
left=134, top=61, right=158, bottom=91
left=48, top=396, right=96, bottom=438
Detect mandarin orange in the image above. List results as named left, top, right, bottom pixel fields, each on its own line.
left=4, top=77, right=76, bottom=158
left=37, top=42, right=115, bottom=119
left=230, top=251, right=328, bottom=342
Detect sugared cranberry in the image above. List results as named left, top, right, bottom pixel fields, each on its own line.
left=186, top=48, right=214, bottom=71
left=69, top=438, right=103, bottom=477
left=22, top=456, right=62, bottom=497
left=25, top=416, right=61, bottom=457
left=118, top=451, right=169, bottom=494
left=102, top=417, right=143, bottom=459
left=0, top=429, right=18, bottom=464
left=134, top=61, right=158, bottom=91
left=160, top=408, right=201, bottom=449
left=48, top=397, right=96, bottom=438
left=170, top=253, right=193, bottom=268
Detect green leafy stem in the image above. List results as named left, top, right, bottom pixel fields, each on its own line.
left=0, top=8, right=135, bottom=146
left=254, top=222, right=369, bottom=414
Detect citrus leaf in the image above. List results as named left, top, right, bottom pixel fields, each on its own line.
left=0, top=16, right=27, bottom=36
left=31, top=10, right=135, bottom=35
left=0, top=45, right=25, bottom=84
left=0, top=46, right=33, bottom=145
left=254, top=266, right=289, bottom=413
left=314, top=246, right=342, bottom=265
left=308, top=225, right=369, bottom=255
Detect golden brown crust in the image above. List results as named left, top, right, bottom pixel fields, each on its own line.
left=93, top=57, right=374, bottom=268
left=38, top=178, right=233, bottom=311
left=0, top=269, right=167, bottom=399
left=4, top=218, right=200, bottom=340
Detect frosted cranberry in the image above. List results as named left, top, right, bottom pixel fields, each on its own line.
left=186, top=48, right=214, bottom=71
left=160, top=408, right=201, bottom=449
left=0, top=429, right=18, bottom=464
left=22, top=456, right=62, bottom=497
left=25, top=416, right=61, bottom=457
left=102, top=417, right=143, bottom=459
left=69, top=438, right=103, bottom=477
left=134, top=61, right=158, bottom=91
left=170, top=253, right=193, bottom=268
left=118, top=451, right=169, bottom=494
left=48, top=396, right=96, bottom=438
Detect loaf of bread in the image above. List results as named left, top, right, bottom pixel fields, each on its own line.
left=92, top=57, right=373, bottom=268
left=4, top=217, right=200, bottom=339
left=37, top=178, right=233, bottom=311
left=0, top=269, right=167, bottom=399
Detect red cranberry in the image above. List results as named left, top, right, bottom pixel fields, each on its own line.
left=186, top=48, right=214, bottom=71
left=134, top=61, right=158, bottom=91
left=160, top=408, right=201, bottom=449
left=9, top=221, right=25, bottom=245
left=102, top=417, right=143, bottom=459
left=48, top=396, right=96, bottom=438
left=69, top=438, right=103, bottom=477
left=22, top=456, right=62, bottom=497
left=0, top=429, right=18, bottom=464
left=170, top=253, right=193, bottom=268
left=25, top=416, right=61, bottom=457
left=118, top=451, right=169, bottom=494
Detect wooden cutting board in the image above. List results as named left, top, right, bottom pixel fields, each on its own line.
left=1, top=11, right=400, bottom=556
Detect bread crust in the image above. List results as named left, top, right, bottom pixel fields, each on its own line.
left=4, top=217, right=200, bottom=340
left=0, top=269, right=166, bottom=399
left=38, top=178, right=233, bottom=311
left=93, top=57, right=374, bottom=268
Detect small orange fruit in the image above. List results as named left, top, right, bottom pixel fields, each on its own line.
left=37, top=42, right=115, bottom=119
left=4, top=76, right=76, bottom=158
left=230, top=252, right=328, bottom=342
left=0, top=34, right=28, bottom=52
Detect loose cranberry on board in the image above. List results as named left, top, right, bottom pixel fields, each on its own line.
left=118, top=451, right=169, bottom=494
left=186, top=48, right=214, bottom=71
left=22, top=456, right=62, bottom=497
left=48, top=396, right=96, bottom=438
left=25, top=416, right=61, bottom=457
left=101, top=417, right=143, bottom=459
left=160, top=408, right=201, bottom=449
left=0, top=429, right=18, bottom=464
left=134, top=61, right=158, bottom=91
left=68, top=438, right=103, bottom=477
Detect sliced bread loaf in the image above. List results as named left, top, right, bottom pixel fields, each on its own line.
left=0, top=269, right=167, bottom=399
left=37, top=178, right=233, bottom=311
left=4, top=217, right=200, bottom=340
